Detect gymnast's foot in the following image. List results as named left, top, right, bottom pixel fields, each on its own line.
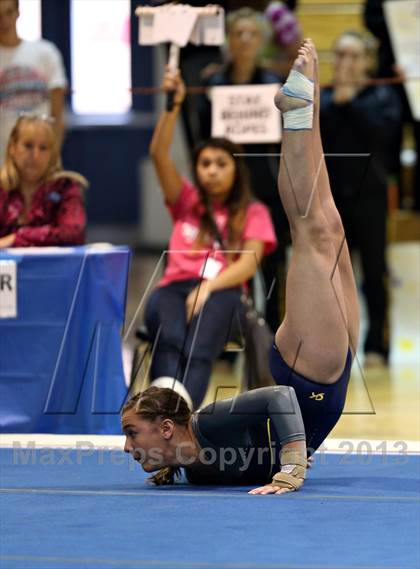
left=306, top=38, right=320, bottom=119
left=274, top=39, right=315, bottom=115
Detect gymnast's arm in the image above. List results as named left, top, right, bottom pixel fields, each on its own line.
left=198, top=387, right=307, bottom=494
left=198, top=386, right=305, bottom=447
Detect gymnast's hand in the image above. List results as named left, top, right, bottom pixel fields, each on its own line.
left=248, top=484, right=293, bottom=495
left=185, top=284, right=211, bottom=322
left=249, top=454, right=306, bottom=495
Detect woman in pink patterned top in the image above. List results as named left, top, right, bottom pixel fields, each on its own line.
left=0, top=115, right=87, bottom=248
left=144, top=68, right=277, bottom=410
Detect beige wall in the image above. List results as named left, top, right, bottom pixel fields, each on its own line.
left=296, top=0, right=365, bottom=85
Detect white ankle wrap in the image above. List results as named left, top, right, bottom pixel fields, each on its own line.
left=283, top=69, right=314, bottom=101
left=282, top=69, right=314, bottom=131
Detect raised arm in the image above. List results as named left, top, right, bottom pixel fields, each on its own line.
left=149, top=68, right=186, bottom=205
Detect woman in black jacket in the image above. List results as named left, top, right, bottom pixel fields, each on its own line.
left=320, top=31, right=402, bottom=366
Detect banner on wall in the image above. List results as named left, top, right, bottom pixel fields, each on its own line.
left=211, top=84, right=282, bottom=144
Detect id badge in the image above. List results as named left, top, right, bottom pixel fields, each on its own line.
left=200, top=257, right=223, bottom=280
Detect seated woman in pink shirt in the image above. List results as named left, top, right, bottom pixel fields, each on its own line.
left=145, top=68, right=277, bottom=410
left=0, top=114, right=87, bottom=248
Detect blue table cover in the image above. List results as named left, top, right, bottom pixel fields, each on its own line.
left=0, top=246, right=130, bottom=434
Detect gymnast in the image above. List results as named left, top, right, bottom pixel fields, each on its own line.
left=122, top=40, right=359, bottom=494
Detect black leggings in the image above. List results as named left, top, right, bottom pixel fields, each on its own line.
left=145, top=279, right=244, bottom=409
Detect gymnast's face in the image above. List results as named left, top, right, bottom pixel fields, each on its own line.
left=195, top=147, right=236, bottom=203
left=122, top=409, right=174, bottom=472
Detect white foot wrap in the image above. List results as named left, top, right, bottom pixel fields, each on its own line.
left=283, top=69, right=314, bottom=101
left=282, top=69, right=314, bottom=130
left=151, top=377, right=193, bottom=411
left=282, top=105, right=314, bottom=131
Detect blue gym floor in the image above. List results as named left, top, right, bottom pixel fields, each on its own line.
left=1, top=447, right=419, bottom=569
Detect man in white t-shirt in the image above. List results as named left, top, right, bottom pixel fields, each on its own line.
left=0, top=0, right=67, bottom=161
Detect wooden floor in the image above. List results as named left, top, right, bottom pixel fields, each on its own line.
left=125, top=242, right=420, bottom=443
left=332, top=242, right=420, bottom=442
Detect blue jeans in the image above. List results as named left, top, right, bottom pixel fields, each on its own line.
left=144, top=279, right=244, bottom=409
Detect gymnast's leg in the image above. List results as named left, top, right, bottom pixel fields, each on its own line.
left=308, top=40, right=360, bottom=352
left=274, top=40, right=357, bottom=383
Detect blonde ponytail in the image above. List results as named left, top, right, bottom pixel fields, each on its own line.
left=149, top=466, right=182, bottom=486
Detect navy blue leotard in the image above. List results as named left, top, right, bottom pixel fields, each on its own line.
left=269, top=344, right=353, bottom=454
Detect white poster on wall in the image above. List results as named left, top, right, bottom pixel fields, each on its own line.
left=384, top=0, right=420, bottom=120
left=0, top=260, right=17, bottom=318
left=211, top=84, right=281, bottom=144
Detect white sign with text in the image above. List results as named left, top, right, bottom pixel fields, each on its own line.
left=0, top=260, right=17, bottom=318
left=385, top=0, right=420, bottom=120
left=211, top=84, right=281, bottom=144
left=137, top=5, right=224, bottom=47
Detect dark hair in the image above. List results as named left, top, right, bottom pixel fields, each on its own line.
left=122, top=386, right=191, bottom=485
left=192, top=137, right=252, bottom=252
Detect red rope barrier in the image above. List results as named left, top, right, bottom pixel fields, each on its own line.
left=127, top=75, right=416, bottom=95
